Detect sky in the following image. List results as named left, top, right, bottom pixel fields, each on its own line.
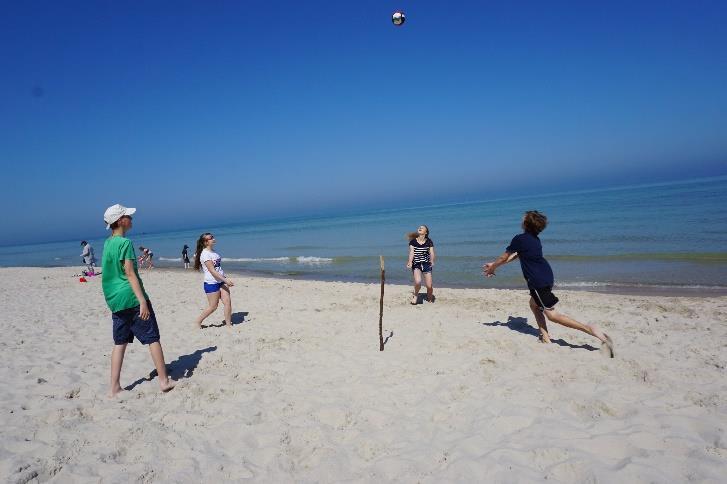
left=1, top=0, right=726, bottom=245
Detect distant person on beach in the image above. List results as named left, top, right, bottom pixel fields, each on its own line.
left=194, top=232, right=235, bottom=328
left=483, top=210, right=614, bottom=357
left=406, top=225, right=436, bottom=305
left=101, top=204, right=174, bottom=397
left=138, top=246, right=154, bottom=271
left=182, top=244, right=191, bottom=269
left=80, top=240, right=96, bottom=274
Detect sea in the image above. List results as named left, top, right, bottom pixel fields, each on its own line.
left=2, top=176, right=726, bottom=295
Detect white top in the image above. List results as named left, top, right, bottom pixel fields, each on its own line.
left=81, top=244, right=95, bottom=264
left=200, top=249, right=224, bottom=284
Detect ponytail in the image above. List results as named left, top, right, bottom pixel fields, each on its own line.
left=193, top=233, right=210, bottom=271
left=406, top=225, right=430, bottom=241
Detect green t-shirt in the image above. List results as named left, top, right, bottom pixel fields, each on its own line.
left=101, top=235, right=149, bottom=312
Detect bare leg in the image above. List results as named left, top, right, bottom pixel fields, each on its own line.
left=411, top=269, right=422, bottom=304
left=423, top=272, right=434, bottom=302
left=544, top=309, right=608, bottom=343
left=109, top=343, right=128, bottom=397
left=529, top=297, right=551, bottom=343
left=195, top=291, right=220, bottom=328
left=148, top=342, right=175, bottom=392
left=220, top=284, right=233, bottom=327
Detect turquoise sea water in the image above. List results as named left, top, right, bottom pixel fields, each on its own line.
left=2, top=176, right=727, bottom=293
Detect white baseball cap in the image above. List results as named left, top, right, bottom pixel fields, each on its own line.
left=104, top=204, right=136, bottom=229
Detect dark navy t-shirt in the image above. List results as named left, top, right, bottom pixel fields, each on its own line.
left=506, top=232, right=554, bottom=289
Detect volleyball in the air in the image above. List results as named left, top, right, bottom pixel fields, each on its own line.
left=392, top=11, right=406, bottom=26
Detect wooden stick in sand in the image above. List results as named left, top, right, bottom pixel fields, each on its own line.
left=379, top=255, right=385, bottom=351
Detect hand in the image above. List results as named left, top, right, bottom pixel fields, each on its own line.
left=483, top=263, right=496, bottom=278
left=225, top=279, right=235, bottom=287
left=139, top=301, right=150, bottom=320
left=406, top=262, right=412, bottom=269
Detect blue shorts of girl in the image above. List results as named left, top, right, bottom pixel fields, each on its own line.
left=204, top=282, right=224, bottom=293
left=412, top=262, right=433, bottom=273
left=111, top=300, right=160, bottom=345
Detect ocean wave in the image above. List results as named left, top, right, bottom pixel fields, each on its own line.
left=222, top=256, right=333, bottom=264
left=159, top=257, right=182, bottom=261
left=556, top=281, right=727, bottom=290
left=548, top=252, right=727, bottom=263
left=296, top=256, right=333, bottom=264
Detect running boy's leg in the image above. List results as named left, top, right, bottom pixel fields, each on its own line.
left=529, top=297, right=551, bottom=343
left=109, top=343, right=127, bottom=397
left=543, top=309, right=609, bottom=343
left=220, top=284, right=232, bottom=327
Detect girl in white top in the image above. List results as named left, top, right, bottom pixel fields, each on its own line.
left=193, top=232, right=235, bottom=328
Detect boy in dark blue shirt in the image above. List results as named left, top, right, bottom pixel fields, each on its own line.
left=484, top=211, right=613, bottom=357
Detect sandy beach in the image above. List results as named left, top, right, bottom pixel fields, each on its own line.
left=1, top=266, right=726, bottom=483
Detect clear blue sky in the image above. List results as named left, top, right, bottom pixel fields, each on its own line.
left=1, top=1, right=726, bottom=245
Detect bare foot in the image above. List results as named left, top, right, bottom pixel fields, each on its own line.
left=426, top=295, right=435, bottom=303
left=539, top=331, right=551, bottom=344
left=108, top=384, right=123, bottom=398
left=159, top=378, right=176, bottom=393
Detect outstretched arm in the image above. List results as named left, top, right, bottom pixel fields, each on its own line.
left=483, top=251, right=518, bottom=277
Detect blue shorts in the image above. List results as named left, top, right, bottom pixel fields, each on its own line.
left=204, top=282, right=224, bottom=293
left=412, top=262, right=433, bottom=273
left=111, top=301, right=160, bottom=345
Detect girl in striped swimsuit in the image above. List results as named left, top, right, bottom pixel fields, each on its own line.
left=406, top=225, right=436, bottom=305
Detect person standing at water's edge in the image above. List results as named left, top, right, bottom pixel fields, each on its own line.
left=182, top=244, right=191, bottom=269
left=406, top=225, right=436, bottom=305
left=101, top=204, right=175, bottom=397
left=80, top=240, right=96, bottom=274
left=483, top=211, right=614, bottom=357
left=194, top=233, right=235, bottom=328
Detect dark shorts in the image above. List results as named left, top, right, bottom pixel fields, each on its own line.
left=183, top=256, right=190, bottom=263
left=529, top=286, right=559, bottom=310
left=204, top=282, right=224, bottom=293
left=111, top=301, right=161, bottom=345
left=412, top=262, right=432, bottom=274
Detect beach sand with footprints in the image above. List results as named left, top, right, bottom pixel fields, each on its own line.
left=1, top=267, right=726, bottom=482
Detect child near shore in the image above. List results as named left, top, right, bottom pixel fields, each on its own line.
left=101, top=204, right=175, bottom=397
left=194, top=232, right=235, bottom=328
left=484, top=211, right=614, bottom=357
left=406, top=225, right=436, bottom=304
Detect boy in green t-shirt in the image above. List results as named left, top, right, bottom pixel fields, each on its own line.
left=102, top=204, right=175, bottom=397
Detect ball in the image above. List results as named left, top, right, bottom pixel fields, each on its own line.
left=392, top=11, right=406, bottom=26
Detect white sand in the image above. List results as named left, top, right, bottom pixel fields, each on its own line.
left=1, top=267, right=726, bottom=483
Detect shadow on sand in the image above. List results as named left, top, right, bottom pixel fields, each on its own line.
left=124, top=346, right=218, bottom=391
left=202, top=311, right=248, bottom=328
left=482, top=316, right=598, bottom=352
